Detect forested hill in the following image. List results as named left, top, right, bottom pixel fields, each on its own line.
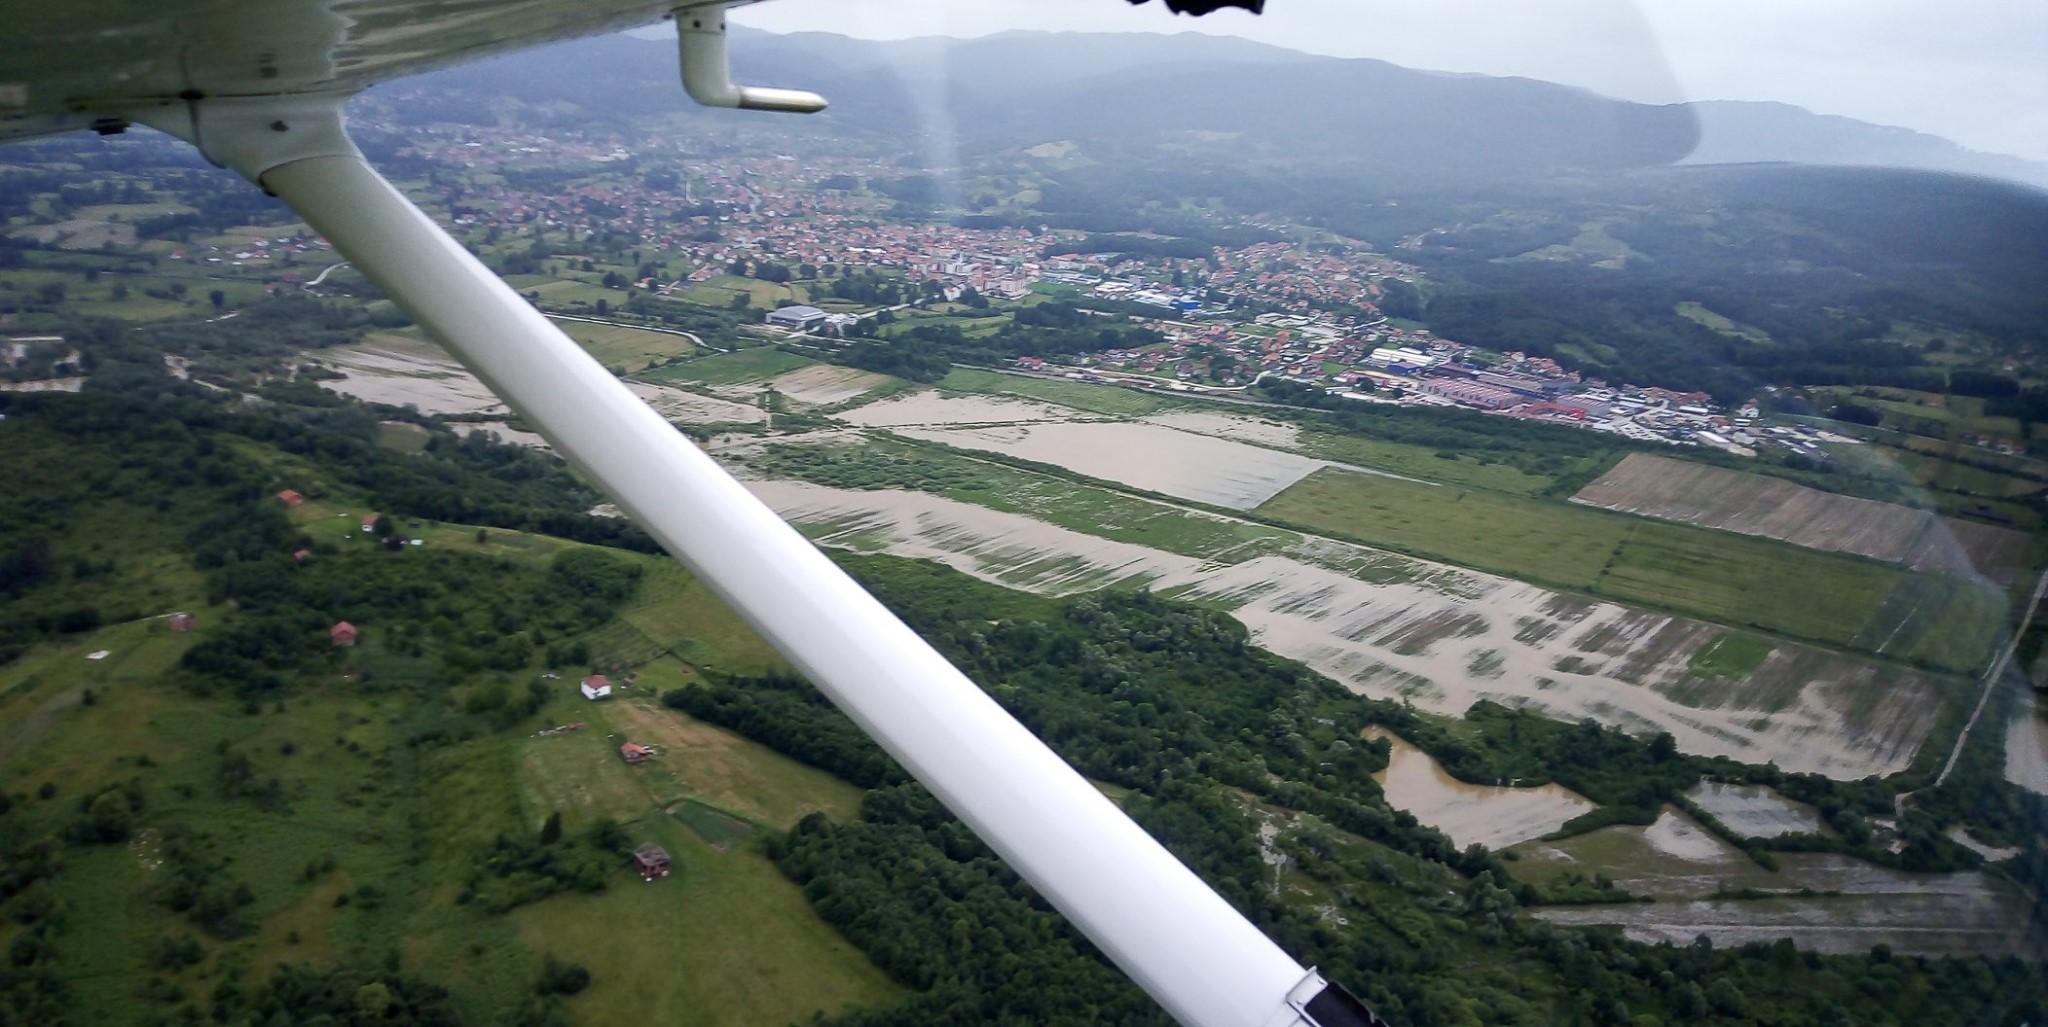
left=367, top=28, right=2048, bottom=188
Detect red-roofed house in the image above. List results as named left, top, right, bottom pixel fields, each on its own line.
left=276, top=489, right=304, bottom=507
left=619, top=742, right=654, bottom=764
left=168, top=612, right=196, bottom=633
left=330, top=621, right=358, bottom=647
left=580, top=674, right=612, bottom=700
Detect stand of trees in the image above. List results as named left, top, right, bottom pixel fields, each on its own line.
left=668, top=555, right=2046, bottom=1025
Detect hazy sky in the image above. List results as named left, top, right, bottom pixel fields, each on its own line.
left=730, top=0, right=2048, bottom=163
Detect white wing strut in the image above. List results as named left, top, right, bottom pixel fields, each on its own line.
left=131, top=85, right=1383, bottom=1027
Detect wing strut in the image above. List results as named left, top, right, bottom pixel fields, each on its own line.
left=131, top=93, right=1383, bottom=1027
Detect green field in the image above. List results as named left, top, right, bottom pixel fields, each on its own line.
left=748, top=436, right=1307, bottom=570
left=681, top=274, right=803, bottom=310
left=0, top=428, right=898, bottom=1027
left=1254, top=467, right=1969, bottom=663
left=1299, top=430, right=1571, bottom=496
left=937, top=366, right=1182, bottom=416
left=643, top=347, right=815, bottom=386
left=1676, top=301, right=1774, bottom=345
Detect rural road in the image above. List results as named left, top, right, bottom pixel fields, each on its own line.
left=1931, top=569, right=2048, bottom=788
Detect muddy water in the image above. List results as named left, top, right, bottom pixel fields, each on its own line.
left=765, top=365, right=891, bottom=406
left=456, top=421, right=550, bottom=449
left=314, top=342, right=504, bottom=415
left=1139, top=410, right=1302, bottom=449
left=1522, top=808, right=2043, bottom=957
left=896, top=421, right=1327, bottom=509
left=626, top=381, right=766, bottom=424
left=1684, top=782, right=1825, bottom=838
left=739, top=480, right=1940, bottom=779
left=1363, top=727, right=1594, bottom=849
left=839, top=390, right=1089, bottom=427
left=2004, top=688, right=2048, bottom=796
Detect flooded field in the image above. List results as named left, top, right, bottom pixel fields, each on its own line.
left=312, top=338, right=504, bottom=415
left=741, top=479, right=1947, bottom=778
left=1138, top=410, right=1302, bottom=449
left=1364, top=727, right=1594, bottom=849
left=765, top=365, right=893, bottom=406
left=1573, top=453, right=2025, bottom=583
left=838, top=389, right=1092, bottom=427
left=307, top=338, right=766, bottom=427
left=2004, top=688, right=2048, bottom=796
left=1684, top=782, right=1825, bottom=838
left=895, top=421, right=1327, bottom=509
left=1518, top=808, right=2043, bottom=957
left=626, top=381, right=766, bottom=424
left=456, top=421, right=549, bottom=449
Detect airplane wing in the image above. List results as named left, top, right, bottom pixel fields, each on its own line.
left=0, top=4, right=1382, bottom=1026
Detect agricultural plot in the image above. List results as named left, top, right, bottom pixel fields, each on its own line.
left=1515, top=809, right=2044, bottom=958
left=838, top=389, right=1094, bottom=427
left=1264, top=466, right=1994, bottom=672
left=310, top=334, right=505, bottom=415
left=763, top=364, right=894, bottom=406
left=553, top=320, right=697, bottom=373
left=645, top=346, right=814, bottom=386
left=895, top=420, right=1328, bottom=509
left=938, top=366, right=1184, bottom=416
left=1683, top=782, right=1825, bottom=838
left=740, top=478, right=1953, bottom=779
left=1573, top=453, right=2029, bottom=586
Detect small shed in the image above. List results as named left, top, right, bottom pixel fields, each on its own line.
left=330, top=620, right=358, bottom=647
left=619, top=742, right=654, bottom=764
left=579, top=674, right=612, bottom=700
left=632, top=843, right=671, bottom=881
left=276, top=489, right=304, bottom=507
left=167, top=612, right=196, bottom=633
left=291, top=547, right=313, bottom=563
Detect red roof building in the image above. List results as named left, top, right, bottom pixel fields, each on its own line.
left=330, top=621, right=358, bottom=647
left=580, top=674, right=612, bottom=700
left=619, top=742, right=654, bottom=764
left=167, top=612, right=196, bottom=633
left=276, top=489, right=304, bottom=507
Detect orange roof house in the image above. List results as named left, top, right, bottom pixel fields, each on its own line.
left=330, top=621, right=358, bottom=647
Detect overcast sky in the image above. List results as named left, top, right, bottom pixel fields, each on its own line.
left=730, top=0, right=2048, bottom=163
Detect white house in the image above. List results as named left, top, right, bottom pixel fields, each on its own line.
left=579, top=674, right=612, bottom=700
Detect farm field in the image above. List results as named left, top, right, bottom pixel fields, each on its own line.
left=894, top=420, right=1329, bottom=509
left=1512, top=808, right=2044, bottom=958
left=938, top=366, right=1185, bottom=416
left=551, top=319, right=697, bottom=373
left=1260, top=466, right=1996, bottom=671
left=642, top=346, right=815, bottom=386
left=1573, top=452, right=2028, bottom=583
left=741, top=476, right=1953, bottom=779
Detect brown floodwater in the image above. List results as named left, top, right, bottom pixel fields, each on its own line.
left=1363, top=727, right=1595, bottom=849
left=1683, top=782, right=1825, bottom=839
left=894, top=421, right=1328, bottom=509
left=737, top=480, right=1933, bottom=779
left=1522, top=808, right=2044, bottom=957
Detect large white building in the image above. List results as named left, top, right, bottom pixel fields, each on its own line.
left=766, top=304, right=829, bottom=332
